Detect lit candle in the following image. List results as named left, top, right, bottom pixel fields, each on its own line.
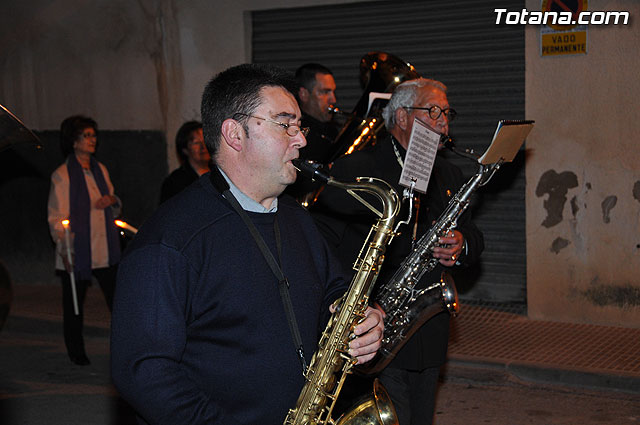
left=115, top=220, right=138, bottom=235
left=61, top=219, right=79, bottom=315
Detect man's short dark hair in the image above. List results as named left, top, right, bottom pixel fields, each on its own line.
left=175, top=121, right=202, bottom=164
left=201, top=63, right=296, bottom=158
left=59, top=115, right=98, bottom=157
left=295, top=63, right=333, bottom=93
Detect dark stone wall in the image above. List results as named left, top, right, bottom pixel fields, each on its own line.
left=0, top=130, right=167, bottom=285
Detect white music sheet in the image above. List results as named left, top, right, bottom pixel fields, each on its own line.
left=399, top=117, right=440, bottom=194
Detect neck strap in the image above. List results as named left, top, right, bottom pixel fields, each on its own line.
left=211, top=167, right=307, bottom=373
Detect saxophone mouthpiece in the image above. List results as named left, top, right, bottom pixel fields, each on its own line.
left=440, top=134, right=455, bottom=149
left=291, top=159, right=332, bottom=184
left=442, top=134, right=480, bottom=161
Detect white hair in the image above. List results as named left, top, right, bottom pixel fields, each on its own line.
left=382, top=78, right=447, bottom=130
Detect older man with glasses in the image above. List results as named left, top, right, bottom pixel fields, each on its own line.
left=312, top=78, right=484, bottom=425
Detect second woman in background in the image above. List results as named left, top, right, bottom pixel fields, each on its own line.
left=159, top=121, right=210, bottom=203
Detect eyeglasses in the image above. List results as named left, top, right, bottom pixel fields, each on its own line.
left=233, top=113, right=310, bottom=137
left=403, top=105, right=457, bottom=122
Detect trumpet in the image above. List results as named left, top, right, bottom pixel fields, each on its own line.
left=328, top=105, right=350, bottom=117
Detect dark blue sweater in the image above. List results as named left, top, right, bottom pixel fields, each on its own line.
left=111, top=173, right=347, bottom=424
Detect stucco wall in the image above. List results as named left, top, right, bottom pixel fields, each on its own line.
left=525, top=0, right=640, bottom=327
left=0, top=0, right=366, bottom=170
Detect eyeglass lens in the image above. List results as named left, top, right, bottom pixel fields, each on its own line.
left=233, top=113, right=309, bottom=137
left=284, top=125, right=310, bottom=137
left=428, top=106, right=456, bottom=121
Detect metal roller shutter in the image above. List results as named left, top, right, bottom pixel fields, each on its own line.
left=252, top=0, right=526, bottom=308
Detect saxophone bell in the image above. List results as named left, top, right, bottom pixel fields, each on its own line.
left=360, top=272, right=459, bottom=376
left=334, top=378, right=398, bottom=425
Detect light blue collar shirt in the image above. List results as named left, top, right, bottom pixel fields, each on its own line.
left=218, top=167, right=278, bottom=213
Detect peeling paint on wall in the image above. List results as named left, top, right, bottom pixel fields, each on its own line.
left=582, top=282, right=640, bottom=308
left=601, top=195, right=617, bottom=223
left=550, top=237, right=570, bottom=254
left=633, top=181, right=640, bottom=203
left=535, top=170, right=578, bottom=227
left=570, top=196, right=579, bottom=217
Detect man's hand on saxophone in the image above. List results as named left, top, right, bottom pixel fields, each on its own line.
left=328, top=304, right=386, bottom=364
left=432, top=229, right=466, bottom=267
left=351, top=306, right=386, bottom=364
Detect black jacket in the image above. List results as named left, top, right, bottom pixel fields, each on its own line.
left=159, top=162, right=199, bottom=204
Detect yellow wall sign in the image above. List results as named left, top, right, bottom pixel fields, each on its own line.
left=541, top=30, right=587, bottom=56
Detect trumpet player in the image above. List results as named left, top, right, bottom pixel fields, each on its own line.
left=285, top=63, right=340, bottom=200
left=295, top=62, right=339, bottom=162
left=312, top=78, right=484, bottom=425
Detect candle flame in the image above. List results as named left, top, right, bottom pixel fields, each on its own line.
left=114, top=220, right=138, bottom=234
left=61, top=219, right=70, bottom=228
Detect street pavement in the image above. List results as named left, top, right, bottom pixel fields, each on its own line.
left=1, top=283, right=639, bottom=424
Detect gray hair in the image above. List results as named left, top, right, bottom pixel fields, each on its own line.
left=382, top=78, right=447, bottom=130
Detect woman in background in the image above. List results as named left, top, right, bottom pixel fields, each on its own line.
left=159, top=120, right=210, bottom=203
left=47, top=115, right=121, bottom=365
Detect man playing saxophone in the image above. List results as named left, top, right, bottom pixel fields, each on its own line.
left=110, top=64, right=384, bottom=425
left=312, top=78, right=484, bottom=425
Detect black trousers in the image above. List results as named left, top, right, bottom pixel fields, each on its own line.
left=59, top=265, right=117, bottom=357
left=379, top=365, right=441, bottom=425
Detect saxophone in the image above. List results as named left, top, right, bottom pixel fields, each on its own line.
left=361, top=152, right=502, bottom=375
left=286, top=159, right=401, bottom=425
